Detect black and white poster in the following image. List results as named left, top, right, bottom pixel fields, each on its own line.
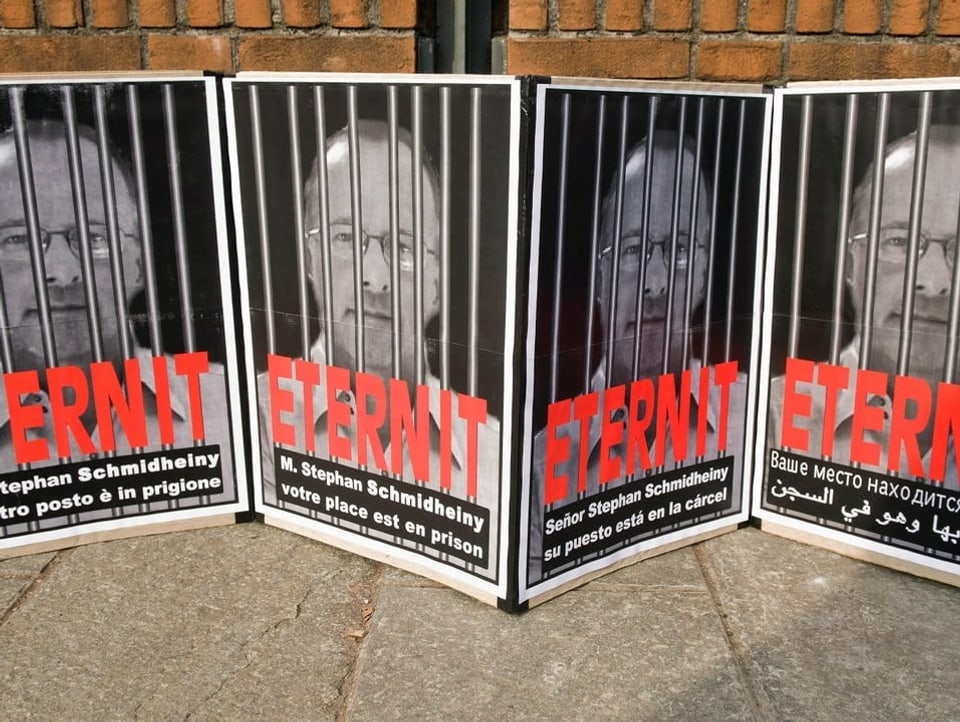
left=521, top=81, right=771, bottom=603
left=0, top=75, right=247, bottom=553
left=755, top=80, right=960, bottom=584
left=226, top=74, right=520, bottom=604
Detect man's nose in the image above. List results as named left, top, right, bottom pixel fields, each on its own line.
left=915, top=244, right=953, bottom=296
left=44, top=235, right=81, bottom=286
left=644, top=245, right=668, bottom=297
left=362, top=239, right=390, bottom=294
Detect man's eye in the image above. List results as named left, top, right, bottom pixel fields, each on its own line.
left=1, top=233, right=28, bottom=245
left=882, top=236, right=909, bottom=248
left=333, top=232, right=354, bottom=244
left=621, top=242, right=643, bottom=256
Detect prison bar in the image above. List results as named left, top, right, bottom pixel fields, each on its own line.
left=346, top=87, right=366, bottom=375
left=125, top=86, right=164, bottom=358
left=724, top=99, right=748, bottom=364
left=411, top=86, right=426, bottom=387
left=897, top=92, right=933, bottom=376
left=468, top=87, right=482, bottom=400
left=661, top=98, right=689, bottom=375
left=630, top=98, right=658, bottom=381
left=286, top=87, right=311, bottom=361
left=829, top=96, right=859, bottom=366
left=584, top=94, right=607, bottom=394
left=858, top=93, right=891, bottom=370
left=248, top=85, right=276, bottom=356
left=603, top=96, right=630, bottom=384
left=787, top=96, right=814, bottom=361
left=59, top=86, right=106, bottom=365
left=439, top=87, right=452, bottom=389
left=681, top=98, right=706, bottom=368
left=388, top=86, right=403, bottom=380
left=312, top=86, right=335, bottom=366
left=701, top=98, right=725, bottom=366
left=548, top=93, right=571, bottom=404
left=10, top=87, right=57, bottom=369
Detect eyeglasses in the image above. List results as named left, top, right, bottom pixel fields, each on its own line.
left=0, top=225, right=125, bottom=260
left=306, top=225, right=434, bottom=273
left=599, top=234, right=706, bottom=270
left=849, top=229, right=957, bottom=267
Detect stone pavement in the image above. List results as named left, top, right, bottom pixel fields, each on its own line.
left=1, top=523, right=958, bottom=721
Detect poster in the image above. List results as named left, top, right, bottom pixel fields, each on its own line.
left=0, top=75, right=247, bottom=554
left=225, top=74, right=520, bottom=605
left=520, top=81, right=771, bottom=604
left=754, top=79, right=960, bottom=584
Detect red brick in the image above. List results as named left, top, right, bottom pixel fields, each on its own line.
left=788, top=41, right=960, bottom=79
left=380, top=2, right=416, bottom=28
left=746, top=0, right=786, bottom=32
left=282, top=0, right=321, bottom=27
left=700, top=0, right=738, bottom=31
left=147, top=35, right=232, bottom=72
left=696, top=40, right=782, bottom=81
left=235, top=0, right=272, bottom=28
left=330, top=0, right=367, bottom=27
left=938, top=0, right=960, bottom=34
left=0, top=35, right=140, bottom=72
left=842, top=0, right=882, bottom=34
left=795, top=0, right=834, bottom=32
left=238, top=35, right=415, bottom=72
left=511, top=0, right=548, bottom=29
left=0, top=1, right=35, bottom=27
left=46, top=0, right=83, bottom=28
left=889, top=0, right=929, bottom=34
left=653, top=0, right=691, bottom=30
left=90, top=0, right=128, bottom=28
left=140, top=0, right=176, bottom=27
left=603, top=0, right=641, bottom=29
left=558, top=0, right=595, bottom=29
left=186, top=0, right=223, bottom=27
left=507, top=37, right=689, bottom=78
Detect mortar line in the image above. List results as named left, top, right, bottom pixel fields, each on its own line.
left=0, top=548, right=72, bottom=628
left=335, top=562, right=386, bottom=722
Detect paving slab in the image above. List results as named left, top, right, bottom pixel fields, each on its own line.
left=347, top=584, right=754, bottom=721
left=0, top=577, right=32, bottom=617
left=0, top=524, right=378, bottom=721
left=699, top=527, right=960, bottom=721
left=0, top=551, right=57, bottom=575
left=582, top=545, right=705, bottom=590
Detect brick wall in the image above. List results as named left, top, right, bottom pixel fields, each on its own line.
left=506, top=0, right=960, bottom=81
left=0, top=0, right=417, bottom=73
left=0, top=1, right=957, bottom=80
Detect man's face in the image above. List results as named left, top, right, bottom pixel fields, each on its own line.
left=306, top=129, right=440, bottom=381
left=848, top=131, right=960, bottom=386
left=598, top=139, right=710, bottom=385
left=0, top=126, right=141, bottom=373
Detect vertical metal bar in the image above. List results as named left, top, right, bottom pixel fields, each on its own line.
left=897, top=92, right=933, bottom=376
left=10, top=87, right=57, bottom=368
left=604, top=96, right=630, bottom=384
left=584, top=95, right=606, bottom=394
left=662, top=97, right=688, bottom=375
left=411, top=86, right=425, bottom=387
left=859, top=93, right=891, bottom=369
left=944, top=192, right=960, bottom=384
left=724, top=99, right=747, bottom=363
left=346, top=86, right=365, bottom=374
left=439, top=87, right=452, bottom=389
left=162, top=85, right=195, bottom=357
left=249, top=85, right=276, bottom=356
left=682, top=98, right=706, bottom=367
left=313, top=86, right=335, bottom=365
left=631, top=98, right=658, bottom=379
left=787, top=96, right=814, bottom=360
left=549, top=94, right=571, bottom=403
left=287, top=86, right=310, bottom=360
left=468, top=87, right=481, bottom=399
left=126, top=86, right=162, bottom=357
left=701, top=98, right=725, bottom=365
left=93, top=86, right=132, bottom=362
left=62, top=85, right=105, bottom=363
left=388, top=86, right=403, bottom=380
left=830, top=95, right=859, bottom=365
